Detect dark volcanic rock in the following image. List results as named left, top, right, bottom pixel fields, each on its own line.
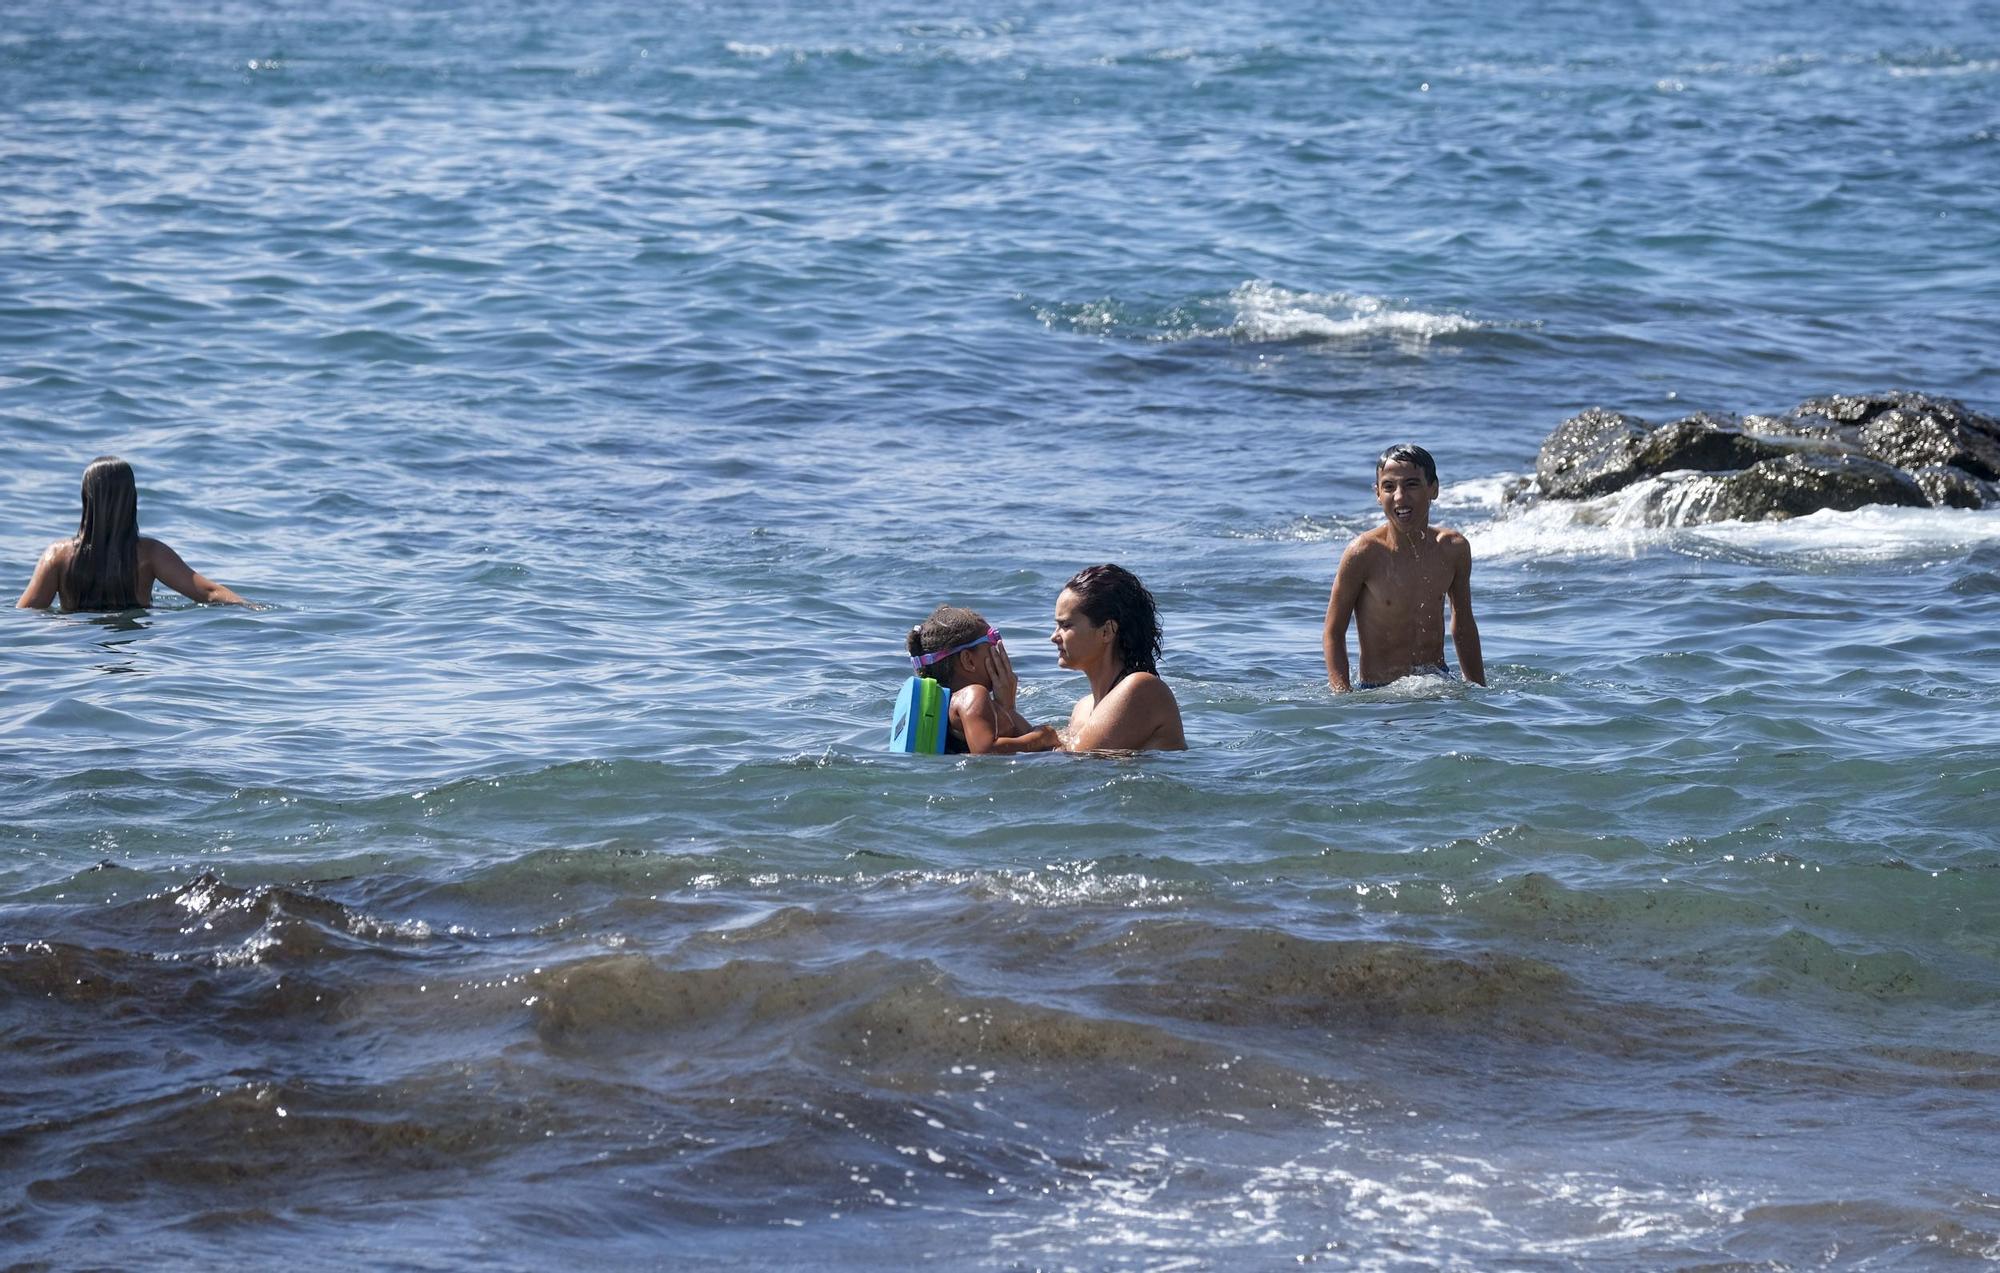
left=1790, top=392, right=1911, bottom=426
left=1741, top=412, right=1863, bottom=452
left=1535, top=408, right=1650, bottom=499
left=1791, top=391, right=1997, bottom=436
left=1632, top=413, right=1794, bottom=475
left=1651, top=454, right=1928, bottom=524
left=1910, top=464, right=1997, bottom=510
left=1859, top=407, right=2000, bottom=481
left=1535, top=409, right=1802, bottom=502
left=1530, top=392, right=1996, bottom=522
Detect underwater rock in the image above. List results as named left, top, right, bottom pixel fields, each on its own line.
left=1530, top=392, right=1998, bottom=521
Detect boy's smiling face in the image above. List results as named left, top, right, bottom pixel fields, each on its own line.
left=1376, top=459, right=1438, bottom=534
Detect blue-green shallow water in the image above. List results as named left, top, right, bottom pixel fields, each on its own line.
left=3, top=0, right=1998, bottom=1266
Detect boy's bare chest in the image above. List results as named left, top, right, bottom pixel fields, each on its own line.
left=1362, top=550, right=1449, bottom=612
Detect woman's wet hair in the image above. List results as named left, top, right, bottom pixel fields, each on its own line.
left=907, top=604, right=989, bottom=685
left=1062, top=563, right=1162, bottom=676
left=1376, top=443, right=1438, bottom=486
left=65, top=455, right=142, bottom=610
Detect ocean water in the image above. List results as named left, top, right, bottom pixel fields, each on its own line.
left=3, top=0, right=1998, bottom=1267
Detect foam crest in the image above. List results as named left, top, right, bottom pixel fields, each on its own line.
left=151, top=874, right=435, bottom=967
left=1033, top=281, right=1492, bottom=349
left=1685, top=503, right=2000, bottom=562
left=1228, top=281, right=1486, bottom=344
left=991, top=1136, right=1754, bottom=1265
left=1884, top=57, right=2000, bottom=78
left=1468, top=477, right=2000, bottom=563
left=1464, top=491, right=1670, bottom=561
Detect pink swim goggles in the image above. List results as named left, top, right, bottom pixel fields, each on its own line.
left=910, top=627, right=1001, bottom=670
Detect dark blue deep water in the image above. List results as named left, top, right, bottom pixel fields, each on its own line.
left=3, top=1, right=1998, bottom=1267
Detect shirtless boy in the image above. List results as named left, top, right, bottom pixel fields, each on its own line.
left=1323, top=444, right=1484, bottom=693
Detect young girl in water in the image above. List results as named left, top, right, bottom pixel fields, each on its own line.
left=17, top=456, right=248, bottom=610
left=907, top=605, right=1060, bottom=754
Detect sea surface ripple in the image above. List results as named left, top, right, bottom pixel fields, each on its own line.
left=3, top=0, right=1997, bottom=1267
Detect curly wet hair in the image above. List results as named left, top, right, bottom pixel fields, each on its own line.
left=1062, top=564, right=1161, bottom=676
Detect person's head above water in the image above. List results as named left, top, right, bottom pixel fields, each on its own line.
left=908, top=604, right=1002, bottom=687
left=1375, top=443, right=1437, bottom=486
left=78, top=455, right=139, bottom=545
left=1054, top=563, right=1161, bottom=677
left=18, top=455, right=248, bottom=611
left=1374, top=443, right=1440, bottom=538
left=70, top=455, right=142, bottom=609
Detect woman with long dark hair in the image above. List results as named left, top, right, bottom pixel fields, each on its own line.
left=18, top=456, right=246, bottom=610
left=1049, top=563, right=1185, bottom=751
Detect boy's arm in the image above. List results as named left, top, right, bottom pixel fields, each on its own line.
left=1446, top=533, right=1484, bottom=686
left=17, top=544, right=62, bottom=608
left=1323, top=543, right=1366, bottom=692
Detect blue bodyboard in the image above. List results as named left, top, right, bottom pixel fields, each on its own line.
left=890, top=676, right=951, bottom=754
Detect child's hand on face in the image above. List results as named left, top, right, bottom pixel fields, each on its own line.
left=987, top=640, right=1019, bottom=710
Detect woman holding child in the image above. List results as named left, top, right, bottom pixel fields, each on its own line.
left=904, top=563, right=1185, bottom=754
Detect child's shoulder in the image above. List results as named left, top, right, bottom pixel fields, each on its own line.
left=1340, top=524, right=1395, bottom=560
left=1433, top=525, right=1474, bottom=555
left=949, top=682, right=993, bottom=711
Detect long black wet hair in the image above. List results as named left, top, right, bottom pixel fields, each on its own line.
left=63, top=456, right=143, bottom=611
left=1062, top=563, right=1162, bottom=676
left=907, top=604, right=989, bottom=686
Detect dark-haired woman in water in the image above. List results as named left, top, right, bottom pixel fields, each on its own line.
left=17, top=456, right=247, bottom=610
left=1049, top=563, right=1186, bottom=751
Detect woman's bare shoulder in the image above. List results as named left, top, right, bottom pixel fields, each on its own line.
left=1111, top=671, right=1179, bottom=706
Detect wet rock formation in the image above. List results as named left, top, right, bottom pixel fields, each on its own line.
left=1528, top=392, right=2000, bottom=525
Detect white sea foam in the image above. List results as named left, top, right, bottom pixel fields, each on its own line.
left=1465, top=474, right=2000, bottom=563
left=990, top=1134, right=1752, bottom=1265
left=1466, top=492, right=1669, bottom=561
left=1443, top=474, right=1518, bottom=511
left=1033, top=282, right=1494, bottom=349
left=1228, top=281, right=1485, bottom=344
left=1886, top=58, right=2000, bottom=79
left=1687, top=502, right=2000, bottom=561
